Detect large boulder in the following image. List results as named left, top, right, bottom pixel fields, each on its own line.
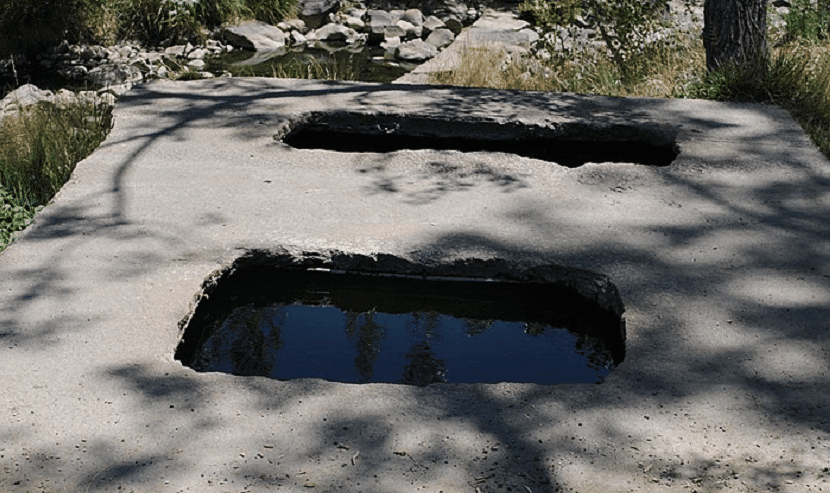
left=0, top=84, right=53, bottom=111
left=425, top=28, right=455, bottom=49
left=223, top=21, right=286, bottom=50
left=402, top=8, right=425, bottom=26
left=422, top=15, right=446, bottom=36
left=88, top=64, right=143, bottom=88
left=366, top=9, right=393, bottom=43
left=315, top=23, right=356, bottom=42
left=298, top=0, right=340, bottom=29
left=396, top=39, right=438, bottom=61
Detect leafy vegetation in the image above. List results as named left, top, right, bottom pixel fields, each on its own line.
left=0, top=101, right=112, bottom=251
left=782, top=0, right=830, bottom=43
left=519, top=0, right=580, bottom=28
left=519, top=0, right=667, bottom=82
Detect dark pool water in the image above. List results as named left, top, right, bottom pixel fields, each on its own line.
left=177, top=269, right=624, bottom=385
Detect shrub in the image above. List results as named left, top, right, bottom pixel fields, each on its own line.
left=518, top=0, right=580, bottom=28
left=518, top=0, right=668, bottom=83
left=784, top=0, right=830, bottom=43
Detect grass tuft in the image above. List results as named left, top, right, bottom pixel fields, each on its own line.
left=0, top=101, right=112, bottom=250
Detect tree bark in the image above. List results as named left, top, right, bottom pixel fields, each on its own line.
left=703, top=0, right=768, bottom=72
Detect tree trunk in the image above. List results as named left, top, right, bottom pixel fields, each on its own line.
left=703, top=0, right=768, bottom=72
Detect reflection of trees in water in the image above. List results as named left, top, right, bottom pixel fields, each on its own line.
left=574, top=334, right=615, bottom=371
left=462, top=318, right=495, bottom=336
left=195, top=305, right=285, bottom=377
left=399, top=312, right=447, bottom=385
left=401, top=341, right=446, bottom=386
left=408, top=311, right=442, bottom=341
left=523, top=322, right=547, bottom=337
left=524, top=322, right=615, bottom=373
left=344, top=310, right=386, bottom=383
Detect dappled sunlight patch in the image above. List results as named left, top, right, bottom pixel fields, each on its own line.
left=726, top=273, right=830, bottom=308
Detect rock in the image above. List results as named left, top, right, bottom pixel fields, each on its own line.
left=396, top=20, right=422, bottom=40
left=188, top=47, right=210, bottom=59
left=384, top=25, right=406, bottom=39
left=402, top=8, right=424, bottom=26
left=396, top=39, right=438, bottom=61
left=366, top=8, right=393, bottom=42
left=290, top=31, right=308, bottom=44
left=425, top=28, right=455, bottom=49
left=88, top=64, right=143, bottom=87
left=298, top=0, right=340, bottom=29
left=0, top=84, right=53, bottom=110
left=443, top=17, right=464, bottom=35
left=380, top=36, right=402, bottom=54
left=422, top=16, right=445, bottom=35
left=188, top=59, right=206, bottom=69
left=343, top=15, right=365, bottom=30
left=223, top=21, right=286, bottom=50
left=58, top=65, right=89, bottom=79
left=315, top=23, right=354, bottom=42
left=100, top=83, right=133, bottom=97
left=164, top=45, right=188, bottom=58
left=388, top=9, right=405, bottom=23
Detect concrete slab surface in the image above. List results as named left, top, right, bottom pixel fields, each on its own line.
left=2, top=77, right=830, bottom=492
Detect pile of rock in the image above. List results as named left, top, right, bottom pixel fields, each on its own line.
left=0, top=83, right=115, bottom=124
left=220, top=0, right=481, bottom=62
left=26, top=39, right=235, bottom=92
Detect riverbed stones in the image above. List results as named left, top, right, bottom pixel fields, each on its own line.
left=396, top=38, right=438, bottom=61
left=0, top=84, right=52, bottom=109
left=0, top=83, right=115, bottom=124
left=88, top=63, right=143, bottom=88
left=298, top=0, right=341, bottom=29
left=396, top=20, right=422, bottom=40
left=402, top=8, right=425, bottom=26
left=422, top=15, right=446, bottom=35
left=223, top=21, right=286, bottom=50
left=425, top=28, right=455, bottom=49
left=316, top=23, right=358, bottom=42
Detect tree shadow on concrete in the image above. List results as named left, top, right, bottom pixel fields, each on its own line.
left=1, top=79, right=829, bottom=492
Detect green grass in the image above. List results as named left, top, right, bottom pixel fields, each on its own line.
left=0, top=101, right=112, bottom=251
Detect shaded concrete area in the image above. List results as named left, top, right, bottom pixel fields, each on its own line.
left=1, top=77, right=829, bottom=492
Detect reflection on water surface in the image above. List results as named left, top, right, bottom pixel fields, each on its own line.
left=178, top=269, right=624, bottom=385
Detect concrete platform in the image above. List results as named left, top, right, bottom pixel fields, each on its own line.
left=2, top=77, right=830, bottom=492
